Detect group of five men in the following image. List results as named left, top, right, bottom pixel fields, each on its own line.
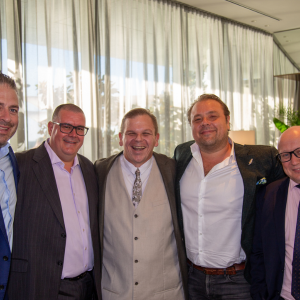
left=0, top=72, right=300, bottom=300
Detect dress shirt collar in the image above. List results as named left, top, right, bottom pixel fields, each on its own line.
left=44, top=138, right=79, bottom=169
left=0, top=142, right=10, bottom=160
left=190, top=137, right=236, bottom=165
left=122, top=154, right=153, bottom=175
left=289, top=179, right=300, bottom=191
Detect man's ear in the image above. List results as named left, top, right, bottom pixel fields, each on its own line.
left=48, top=121, right=54, bottom=136
left=119, top=132, right=124, bottom=146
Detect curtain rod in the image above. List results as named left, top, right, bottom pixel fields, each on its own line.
left=156, top=0, right=272, bottom=36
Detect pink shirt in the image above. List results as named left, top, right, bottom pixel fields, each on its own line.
left=45, top=140, right=94, bottom=279
left=281, top=179, right=300, bottom=300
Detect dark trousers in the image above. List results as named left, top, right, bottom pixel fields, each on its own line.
left=188, top=263, right=252, bottom=300
left=58, top=271, right=95, bottom=300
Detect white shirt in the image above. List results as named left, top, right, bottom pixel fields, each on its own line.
left=0, top=142, right=17, bottom=251
left=180, top=139, right=246, bottom=268
left=45, top=140, right=94, bottom=278
left=120, top=154, right=153, bottom=208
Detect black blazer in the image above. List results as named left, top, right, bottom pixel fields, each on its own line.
left=251, top=177, right=289, bottom=300
left=7, top=142, right=101, bottom=300
left=174, top=141, right=285, bottom=283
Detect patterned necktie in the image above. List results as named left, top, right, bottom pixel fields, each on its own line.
left=132, top=168, right=142, bottom=206
left=292, top=184, right=300, bottom=300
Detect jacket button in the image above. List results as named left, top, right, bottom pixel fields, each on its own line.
left=61, top=233, right=66, bottom=238
left=135, top=282, right=138, bottom=285
left=3, top=256, right=8, bottom=261
left=57, top=261, right=63, bottom=266
left=134, top=214, right=138, bottom=218
left=134, top=237, right=138, bottom=240
left=135, top=260, right=138, bottom=263
left=0, top=285, right=4, bottom=290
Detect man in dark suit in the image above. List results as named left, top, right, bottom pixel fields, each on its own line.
left=174, top=94, right=285, bottom=299
left=0, top=73, right=19, bottom=300
left=251, top=126, right=300, bottom=300
left=94, top=108, right=188, bottom=300
left=7, top=104, right=101, bottom=300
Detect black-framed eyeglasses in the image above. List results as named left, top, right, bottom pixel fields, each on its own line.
left=277, top=147, right=300, bottom=163
left=52, top=122, right=89, bottom=136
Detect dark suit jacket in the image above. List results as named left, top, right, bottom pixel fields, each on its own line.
left=94, top=152, right=188, bottom=300
left=0, top=147, right=19, bottom=300
left=174, top=141, right=285, bottom=283
left=250, top=177, right=289, bottom=300
left=7, top=142, right=101, bottom=300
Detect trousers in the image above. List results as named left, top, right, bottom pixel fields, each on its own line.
left=188, top=263, right=252, bottom=300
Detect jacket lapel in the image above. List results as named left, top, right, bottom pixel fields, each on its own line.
left=234, top=143, right=259, bottom=228
left=153, top=152, right=175, bottom=208
left=274, top=177, right=289, bottom=263
left=176, top=147, right=193, bottom=183
left=32, top=143, right=65, bottom=229
left=97, top=152, right=122, bottom=259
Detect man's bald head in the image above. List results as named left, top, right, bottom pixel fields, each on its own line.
left=277, top=126, right=300, bottom=184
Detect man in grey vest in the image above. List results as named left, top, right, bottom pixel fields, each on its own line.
left=95, top=108, right=188, bottom=300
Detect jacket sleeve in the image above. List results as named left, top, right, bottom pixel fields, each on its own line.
left=250, top=186, right=268, bottom=300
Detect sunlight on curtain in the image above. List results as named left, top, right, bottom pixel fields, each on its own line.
left=273, top=43, right=299, bottom=144
left=1, top=0, right=299, bottom=160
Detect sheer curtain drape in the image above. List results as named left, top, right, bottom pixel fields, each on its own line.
left=0, top=0, right=299, bottom=160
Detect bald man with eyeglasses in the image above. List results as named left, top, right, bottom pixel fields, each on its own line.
left=250, top=126, right=300, bottom=300
left=8, top=104, right=101, bottom=300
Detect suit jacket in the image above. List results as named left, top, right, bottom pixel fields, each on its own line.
left=174, top=141, right=285, bottom=283
left=250, top=177, right=289, bottom=300
left=7, top=142, right=101, bottom=300
left=94, top=152, right=188, bottom=300
left=0, top=146, right=19, bottom=300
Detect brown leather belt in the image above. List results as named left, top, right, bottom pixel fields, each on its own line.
left=187, top=259, right=245, bottom=275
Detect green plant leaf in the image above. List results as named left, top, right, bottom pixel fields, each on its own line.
left=273, top=118, right=290, bottom=133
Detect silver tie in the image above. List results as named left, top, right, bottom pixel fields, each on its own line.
left=132, top=168, right=142, bottom=206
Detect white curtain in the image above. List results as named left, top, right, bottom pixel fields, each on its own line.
left=1, top=0, right=299, bottom=160
left=273, top=43, right=299, bottom=142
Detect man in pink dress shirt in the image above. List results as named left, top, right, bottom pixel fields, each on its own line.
left=7, top=104, right=101, bottom=300
left=251, top=126, right=300, bottom=300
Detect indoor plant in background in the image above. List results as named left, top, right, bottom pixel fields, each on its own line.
left=273, top=104, right=300, bottom=133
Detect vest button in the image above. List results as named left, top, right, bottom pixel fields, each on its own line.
left=3, top=256, right=8, bottom=261
left=135, top=260, right=138, bottom=263
left=134, top=237, right=138, bottom=240
left=134, top=214, right=138, bottom=218
left=61, top=233, right=66, bottom=238
left=57, top=261, right=63, bottom=266
left=0, top=285, right=4, bottom=290
left=135, top=282, right=138, bottom=285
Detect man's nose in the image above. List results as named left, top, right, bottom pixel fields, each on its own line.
left=290, top=152, right=300, bottom=164
left=68, top=127, right=78, bottom=137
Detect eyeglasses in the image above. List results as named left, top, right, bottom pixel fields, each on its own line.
left=52, top=122, right=89, bottom=136
left=277, top=147, right=300, bottom=163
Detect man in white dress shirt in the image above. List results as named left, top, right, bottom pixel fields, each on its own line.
left=94, top=108, right=188, bottom=300
left=174, top=94, right=285, bottom=299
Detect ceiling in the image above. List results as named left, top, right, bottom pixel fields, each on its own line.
left=178, top=0, right=300, bottom=70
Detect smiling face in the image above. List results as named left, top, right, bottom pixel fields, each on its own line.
left=191, top=99, right=230, bottom=153
left=0, top=84, right=19, bottom=148
left=48, top=109, right=85, bottom=164
left=119, top=114, right=159, bottom=167
left=278, top=126, right=300, bottom=184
